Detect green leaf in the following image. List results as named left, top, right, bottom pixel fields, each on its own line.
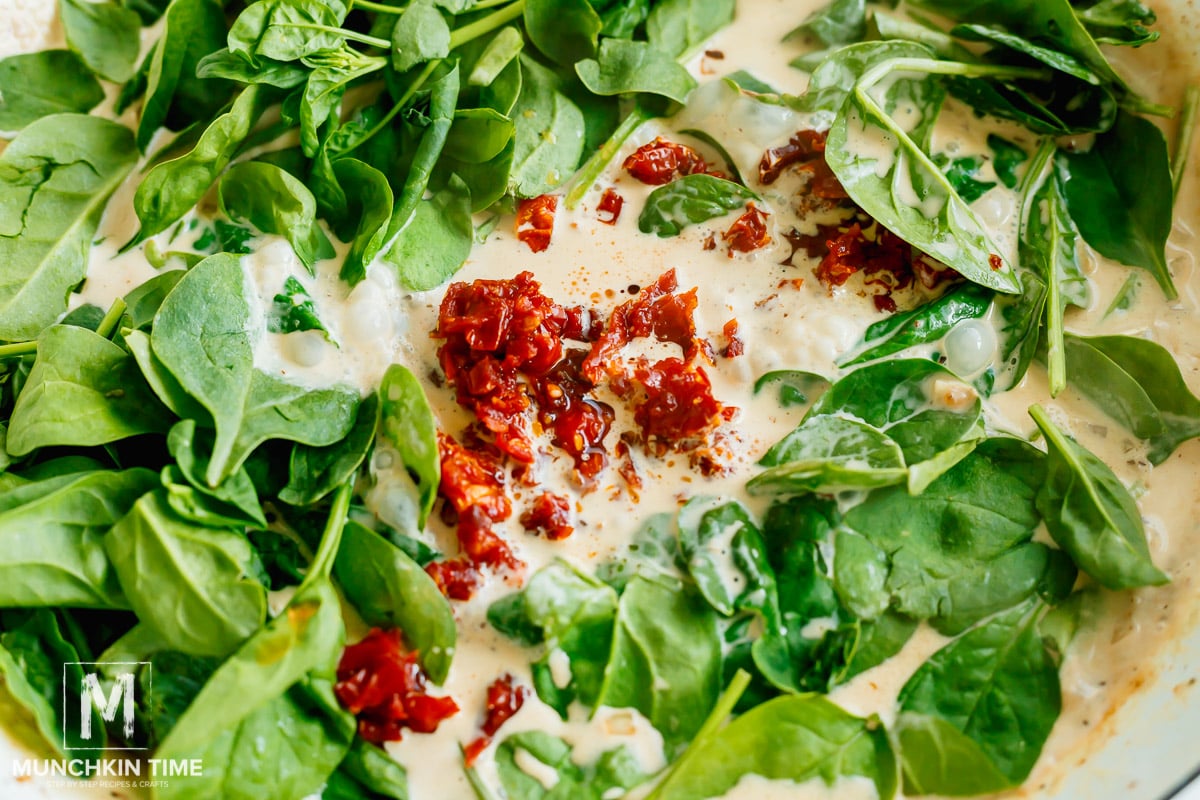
left=0, top=114, right=137, bottom=340
left=576, top=39, right=698, bottom=104
left=595, top=576, right=721, bottom=752
left=840, top=283, right=993, bottom=367
left=1075, top=0, right=1159, bottom=46
left=523, top=0, right=601, bottom=67
left=0, top=468, right=157, bottom=608
left=301, top=56, right=387, bottom=158
left=796, top=41, right=932, bottom=126
left=195, top=48, right=310, bottom=88
left=750, top=415, right=909, bottom=496
left=444, top=107, right=515, bottom=164
left=105, top=491, right=268, bottom=657
left=384, top=173, right=473, bottom=291
left=467, top=25, right=523, bottom=87
left=268, top=276, right=335, bottom=342
left=391, top=1, right=451, bottom=73
left=325, top=738, right=409, bottom=800
left=638, top=174, right=758, bottom=237
left=373, top=364, right=439, bottom=529
left=60, top=0, right=142, bottom=83
left=280, top=392, right=379, bottom=507
left=166, top=419, right=268, bottom=528
left=123, top=270, right=185, bottom=330
left=1062, top=111, right=1176, bottom=299
left=0, top=51, right=104, bottom=132
left=646, top=0, right=735, bottom=58
left=753, top=370, right=830, bottom=408
left=150, top=254, right=360, bottom=486
left=6, top=325, right=173, bottom=456
left=228, top=0, right=350, bottom=63
left=1062, top=334, right=1200, bottom=465
left=897, top=601, right=1060, bottom=792
left=220, top=161, right=335, bottom=273
left=987, top=134, right=1027, bottom=189
left=510, top=55, right=586, bottom=197
left=1029, top=404, right=1168, bottom=589
left=786, top=0, right=866, bottom=46
left=493, top=731, right=647, bottom=800
left=647, top=694, right=896, bottom=800
left=334, top=521, right=456, bottom=684
left=677, top=498, right=778, bottom=621
left=130, top=85, right=265, bottom=246
left=333, top=159, right=394, bottom=286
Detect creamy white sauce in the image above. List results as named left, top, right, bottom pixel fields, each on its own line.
left=3, top=1, right=1200, bottom=800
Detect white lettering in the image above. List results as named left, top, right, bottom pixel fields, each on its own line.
left=80, top=673, right=136, bottom=741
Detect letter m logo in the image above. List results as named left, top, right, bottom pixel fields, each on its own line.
left=64, top=662, right=151, bottom=751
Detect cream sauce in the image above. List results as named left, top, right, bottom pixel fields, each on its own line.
left=2, top=2, right=1200, bottom=800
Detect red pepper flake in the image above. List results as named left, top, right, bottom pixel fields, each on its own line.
left=520, top=491, right=574, bottom=540
left=335, top=628, right=459, bottom=744
left=463, top=674, right=530, bottom=766
left=703, top=233, right=717, bottom=251
left=425, top=558, right=481, bottom=601
left=597, top=187, right=624, bottom=225
left=722, top=319, right=744, bottom=359
left=516, top=195, right=557, bottom=253
left=988, top=253, right=1003, bottom=271
left=723, top=203, right=771, bottom=255
left=623, top=137, right=710, bottom=185
left=705, top=49, right=725, bottom=59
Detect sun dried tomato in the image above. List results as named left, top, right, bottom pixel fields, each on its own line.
left=723, top=203, right=771, bottom=254
left=516, top=194, right=557, bottom=253
left=597, top=188, right=624, bottom=225
left=425, top=558, right=482, bottom=601
left=623, top=138, right=709, bottom=185
left=520, top=492, right=574, bottom=540
left=722, top=319, right=744, bottom=358
left=532, top=350, right=613, bottom=481
left=797, top=157, right=850, bottom=200
left=628, top=358, right=725, bottom=454
left=759, top=130, right=827, bottom=184
left=463, top=674, right=530, bottom=766
left=437, top=434, right=521, bottom=575
left=335, top=628, right=459, bottom=744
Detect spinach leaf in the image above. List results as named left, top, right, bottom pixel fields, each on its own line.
left=466, top=26, right=523, bottom=87
left=677, top=498, right=779, bottom=622
left=0, top=610, right=104, bottom=757
left=373, top=364, right=439, bottom=529
left=824, top=50, right=1022, bottom=294
left=195, top=49, right=310, bottom=89
left=386, top=64, right=461, bottom=240
left=937, top=155, right=995, bottom=203
left=1029, top=404, right=1168, bottom=589
left=797, top=41, right=932, bottom=127
left=993, top=267, right=1047, bottom=391
left=836, top=439, right=1069, bottom=634
left=840, top=283, right=993, bottom=367
left=137, top=0, right=228, bottom=150
left=390, top=2, right=451, bottom=73
left=897, top=600, right=1059, bottom=794
left=334, top=520, right=456, bottom=684
left=524, top=0, right=601, bottom=67
left=150, top=254, right=359, bottom=486
left=749, top=415, right=909, bottom=496
left=595, top=512, right=685, bottom=591
left=753, top=370, right=830, bottom=408
left=787, top=0, right=866, bottom=46
left=645, top=0, right=735, bottom=58
left=1062, top=111, right=1176, bottom=299
left=60, top=0, right=142, bottom=83
left=638, top=174, right=758, bottom=237
left=595, top=575, right=721, bottom=752
left=166, top=419, right=268, bottom=528
left=1074, top=0, right=1159, bottom=46
left=228, top=0, right=350, bottom=64
left=647, top=694, right=896, bottom=800
left=105, top=490, right=268, bottom=657
left=268, top=276, right=335, bottom=343
left=324, top=738, right=409, bottom=800
left=576, top=39, right=697, bottom=104
left=154, top=484, right=351, bottom=767
left=130, top=85, right=265, bottom=246
left=220, top=161, right=335, bottom=273
left=444, top=108, right=515, bottom=164
left=123, top=270, right=185, bottom=330
left=0, top=468, right=156, bottom=608
left=383, top=173, right=473, bottom=291
left=6, top=325, right=172, bottom=456
left=1062, top=334, right=1200, bottom=464
left=124, top=329, right=211, bottom=422
left=488, top=561, right=617, bottom=716
left=866, top=11, right=977, bottom=62
left=492, top=731, right=647, bottom=800
left=0, top=51, right=103, bottom=131
left=0, top=114, right=137, bottom=341
left=988, top=134, right=1027, bottom=189
left=1021, top=142, right=1089, bottom=396
left=333, top=159, right=394, bottom=286
left=281, top=392, right=379, bottom=507
left=510, top=55, right=586, bottom=197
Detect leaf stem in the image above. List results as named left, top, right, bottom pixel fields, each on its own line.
left=96, top=298, right=128, bottom=340
left=1022, top=140, right=1067, bottom=397
left=448, top=0, right=526, bottom=51
left=301, top=480, right=353, bottom=589
left=353, top=59, right=440, bottom=151
left=644, top=669, right=751, bottom=800
left=0, top=341, right=37, bottom=359
left=274, top=23, right=391, bottom=50
left=565, top=106, right=652, bottom=209
left=1173, top=85, right=1199, bottom=201
left=351, top=0, right=405, bottom=13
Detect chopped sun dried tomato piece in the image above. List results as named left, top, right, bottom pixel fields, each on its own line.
left=533, top=350, right=613, bottom=481
left=623, top=137, right=709, bottom=185
left=723, top=203, right=771, bottom=254
left=597, top=188, right=624, bottom=225
left=437, top=434, right=521, bottom=574
left=425, top=558, right=482, bottom=601
left=520, top=492, right=574, bottom=540
left=629, top=357, right=725, bottom=455
left=463, top=674, right=530, bottom=765
left=335, top=628, right=459, bottom=744
left=759, top=130, right=827, bottom=184
left=722, top=319, right=744, bottom=358
left=516, top=194, right=557, bottom=253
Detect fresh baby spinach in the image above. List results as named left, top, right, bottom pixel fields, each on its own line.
left=523, top=0, right=601, bottom=68
left=677, top=497, right=779, bottom=622
left=839, top=283, right=993, bottom=367
left=59, top=0, right=142, bottom=83
left=638, top=174, right=759, bottom=237
left=576, top=39, right=698, bottom=103
left=166, top=420, right=268, bottom=528
left=492, top=731, right=647, bottom=800
left=788, top=0, right=867, bottom=46
left=1029, top=404, right=1168, bottom=590
left=268, top=276, right=335, bottom=342
left=376, top=364, right=440, bottom=529
left=0, top=51, right=104, bottom=131
left=281, top=392, right=379, bottom=507
left=220, top=162, right=336, bottom=273
left=749, top=415, right=909, bottom=496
